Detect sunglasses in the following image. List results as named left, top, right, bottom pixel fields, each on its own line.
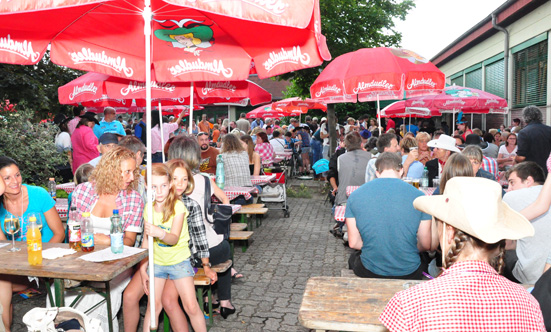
left=196, top=132, right=209, bottom=137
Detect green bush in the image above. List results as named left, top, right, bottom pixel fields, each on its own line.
left=0, top=103, right=66, bottom=186
left=286, top=183, right=312, bottom=198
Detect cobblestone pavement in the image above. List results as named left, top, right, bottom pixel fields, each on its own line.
left=12, top=188, right=352, bottom=331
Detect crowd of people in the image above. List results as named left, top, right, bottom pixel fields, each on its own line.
left=1, top=103, right=551, bottom=330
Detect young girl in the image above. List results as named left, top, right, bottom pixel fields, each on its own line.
left=141, top=163, right=206, bottom=332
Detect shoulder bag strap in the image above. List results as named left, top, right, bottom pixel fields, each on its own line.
left=203, top=175, right=213, bottom=224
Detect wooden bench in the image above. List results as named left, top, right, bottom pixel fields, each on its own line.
left=235, top=205, right=268, bottom=229
left=230, top=223, right=248, bottom=231
left=163, top=260, right=233, bottom=331
left=229, top=230, right=254, bottom=255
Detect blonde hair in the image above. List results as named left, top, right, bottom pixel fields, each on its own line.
left=250, top=127, right=264, bottom=136
left=399, top=136, right=417, bottom=153
left=240, top=135, right=255, bottom=163
left=416, top=131, right=431, bottom=142
left=165, top=159, right=195, bottom=196
left=221, top=134, right=245, bottom=153
left=145, top=163, right=179, bottom=223
left=91, top=146, right=138, bottom=195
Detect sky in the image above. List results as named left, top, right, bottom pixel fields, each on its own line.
left=394, top=0, right=507, bottom=60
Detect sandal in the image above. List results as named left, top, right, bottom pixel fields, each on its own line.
left=231, top=271, right=244, bottom=279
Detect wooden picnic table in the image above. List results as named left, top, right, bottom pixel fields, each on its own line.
left=0, top=241, right=147, bottom=332
left=299, top=276, right=423, bottom=331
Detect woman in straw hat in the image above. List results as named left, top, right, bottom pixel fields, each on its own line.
left=380, top=177, right=546, bottom=331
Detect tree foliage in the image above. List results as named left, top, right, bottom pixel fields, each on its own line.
left=279, top=0, right=415, bottom=118
left=0, top=52, right=82, bottom=121
left=0, top=101, right=66, bottom=185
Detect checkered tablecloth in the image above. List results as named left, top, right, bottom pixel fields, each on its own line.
left=346, top=186, right=360, bottom=197
left=56, top=182, right=76, bottom=193
left=334, top=205, right=346, bottom=222
left=222, top=186, right=258, bottom=201
left=55, top=198, right=68, bottom=219
left=251, top=174, right=276, bottom=185
left=220, top=204, right=242, bottom=214
left=420, top=187, right=436, bottom=196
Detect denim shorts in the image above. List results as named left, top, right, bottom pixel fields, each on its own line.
left=301, top=146, right=311, bottom=154
left=153, top=259, right=195, bottom=280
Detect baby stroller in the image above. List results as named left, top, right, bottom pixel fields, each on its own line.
left=261, top=167, right=290, bottom=218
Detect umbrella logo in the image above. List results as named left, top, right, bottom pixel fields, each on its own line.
left=68, top=48, right=134, bottom=77
left=353, top=80, right=394, bottom=93
left=0, top=34, right=41, bottom=62
left=406, top=78, right=437, bottom=89
left=120, top=81, right=176, bottom=96
left=154, top=19, right=214, bottom=56
left=69, top=83, right=98, bottom=100
left=201, top=81, right=237, bottom=95
left=263, top=46, right=310, bottom=72
left=315, top=85, right=341, bottom=97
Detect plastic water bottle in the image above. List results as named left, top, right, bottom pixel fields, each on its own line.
left=81, top=212, right=94, bottom=252
left=110, top=209, right=124, bottom=254
left=68, top=206, right=81, bottom=251
left=421, top=167, right=429, bottom=188
left=48, top=178, right=57, bottom=200
left=215, top=154, right=225, bottom=190
left=27, top=217, right=42, bottom=265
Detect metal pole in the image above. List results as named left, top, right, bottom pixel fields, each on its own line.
left=327, top=104, right=336, bottom=157
left=159, top=102, right=164, bottom=162
left=377, top=94, right=381, bottom=136
left=142, top=1, right=156, bottom=330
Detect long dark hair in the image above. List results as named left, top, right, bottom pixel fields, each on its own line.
left=0, top=156, right=18, bottom=208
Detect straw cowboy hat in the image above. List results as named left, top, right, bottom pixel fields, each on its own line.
left=427, top=134, right=460, bottom=153
left=413, top=177, right=534, bottom=243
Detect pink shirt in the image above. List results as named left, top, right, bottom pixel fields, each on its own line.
left=67, top=116, right=80, bottom=135
left=151, top=122, right=179, bottom=153
left=71, top=125, right=99, bottom=171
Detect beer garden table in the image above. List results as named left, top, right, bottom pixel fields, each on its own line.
left=222, top=186, right=257, bottom=201
left=0, top=241, right=147, bottom=332
left=250, top=174, right=276, bottom=185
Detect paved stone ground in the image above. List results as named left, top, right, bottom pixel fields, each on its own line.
left=11, top=181, right=351, bottom=331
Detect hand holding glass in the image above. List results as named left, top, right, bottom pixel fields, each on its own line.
left=3, top=212, right=21, bottom=252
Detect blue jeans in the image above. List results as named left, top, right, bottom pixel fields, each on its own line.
left=311, top=140, right=323, bottom=166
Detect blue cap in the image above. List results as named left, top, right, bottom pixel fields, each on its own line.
left=113, top=209, right=119, bottom=214
left=360, top=129, right=372, bottom=139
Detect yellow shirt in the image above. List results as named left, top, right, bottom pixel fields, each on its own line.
left=144, top=200, right=190, bottom=266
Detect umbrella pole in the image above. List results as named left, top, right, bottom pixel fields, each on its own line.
left=471, top=113, right=473, bottom=129
left=143, top=2, right=157, bottom=331
left=159, top=102, right=165, bottom=162
left=452, top=111, right=456, bottom=134
left=377, top=94, right=381, bottom=136
left=189, top=82, right=194, bottom=133
left=228, top=105, right=231, bottom=122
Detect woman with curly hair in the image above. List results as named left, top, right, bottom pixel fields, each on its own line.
left=380, top=177, right=545, bottom=331
left=65, top=146, right=144, bottom=332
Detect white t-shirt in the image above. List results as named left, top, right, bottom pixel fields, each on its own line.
left=55, top=132, right=72, bottom=153
left=498, top=145, right=517, bottom=158
left=269, top=138, right=287, bottom=154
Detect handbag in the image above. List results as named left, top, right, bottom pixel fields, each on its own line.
left=22, top=307, right=103, bottom=332
left=203, top=176, right=233, bottom=240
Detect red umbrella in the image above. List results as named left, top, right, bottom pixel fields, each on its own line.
left=404, top=85, right=508, bottom=114
left=310, top=48, right=445, bottom=103
left=247, top=105, right=301, bottom=119
left=0, top=0, right=330, bottom=82
left=58, top=72, right=272, bottom=106
left=380, top=101, right=438, bottom=118
left=84, top=103, right=201, bottom=115
left=272, top=97, right=327, bottom=113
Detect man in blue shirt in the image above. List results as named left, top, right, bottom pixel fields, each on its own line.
left=346, top=152, right=433, bottom=279
left=93, top=107, right=126, bottom=139
left=250, top=117, right=264, bottom=130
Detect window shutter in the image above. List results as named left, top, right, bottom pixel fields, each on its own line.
left=465, top=68, right=482, bottom=90
left=450, top=75, right=463, bottom=87
left=513, top=40, right=548, bottom=107
left=485, top=59, right=505, bottom=98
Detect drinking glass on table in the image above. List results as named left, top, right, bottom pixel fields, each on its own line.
left=27, top=213, right=43, bottom=231
left=3, top=212, right=21, bottom=252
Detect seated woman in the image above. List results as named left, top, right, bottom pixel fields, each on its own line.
left=241, top=135, right=261, bottom=176
left=0, top=156, right=65, bottom=331
left=220, top=134, right=253, bottom=204
left=497, top=132, right=517, bottom=170
left=380, top=177, right=546, bottom=331
left=61, top=146, right=144, bottom=332
left=254, top=131, right=274, bottom=167
left=399, top=137, right=423, bottom=179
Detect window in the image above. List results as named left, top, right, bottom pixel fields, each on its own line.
left=450, top=75, right=463, bottom=87
left=465, top=68, right=482, bottom=90
left=485, top=59, right=505, bottom=98
left=513, top=40, right=548, bottom=107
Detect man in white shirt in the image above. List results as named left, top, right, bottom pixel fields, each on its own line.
left=269, top=130, right=286, bottom=155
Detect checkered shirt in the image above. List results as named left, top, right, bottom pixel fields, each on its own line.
left=71, top=182, right=144, bottom=234
left=221, top=151, right=253, bottom=187
left=254, top=142, right=275, bottom=166
left=380, top=261, right=546, bottom=332
left=482, top=156, right=498, bottom=179
left=181, top=195, right=210, bottom=259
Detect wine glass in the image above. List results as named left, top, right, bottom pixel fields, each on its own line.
left=27, top=213, right=43, bottom=232
left=3, top=212, right=21, bottom=252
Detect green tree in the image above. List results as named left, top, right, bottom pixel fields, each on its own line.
left=0, top=52, right=82, bottom=121
left=279, top=0, right=415, bottom=118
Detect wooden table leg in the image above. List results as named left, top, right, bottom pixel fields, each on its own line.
left=53, top=279, right=65, bottom=307
left=104, top=281, right=114, bottom=332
